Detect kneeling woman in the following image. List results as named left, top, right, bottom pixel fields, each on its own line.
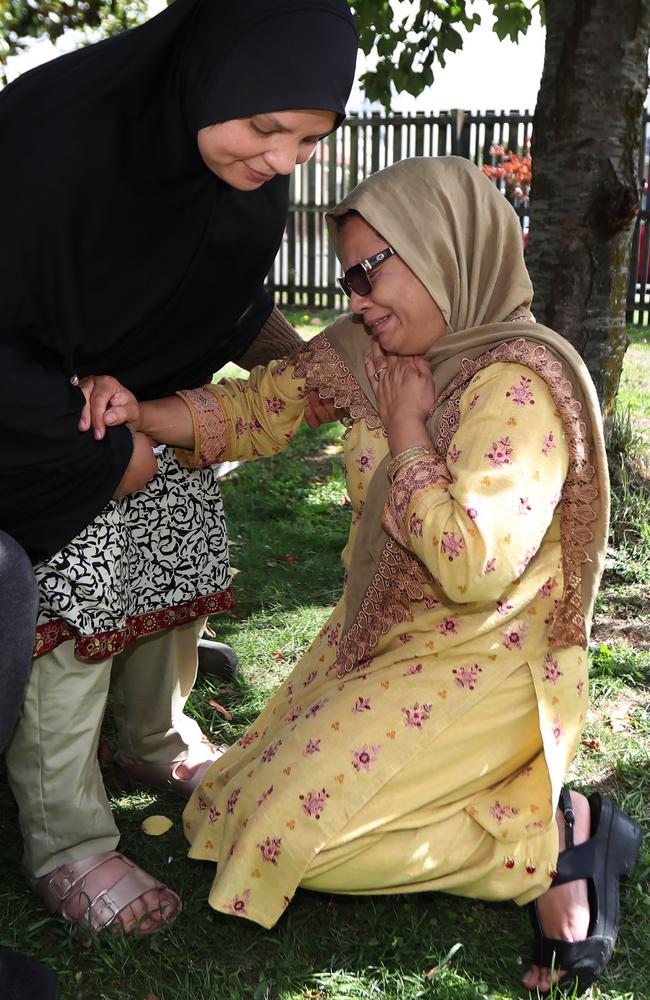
left=102, top=157, right=640, bottom=995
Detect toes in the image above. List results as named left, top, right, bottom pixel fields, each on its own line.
left=521, top=964, right=541, bottom=989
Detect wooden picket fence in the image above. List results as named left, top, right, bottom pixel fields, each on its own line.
left=268, top=108, right=650, bottom=326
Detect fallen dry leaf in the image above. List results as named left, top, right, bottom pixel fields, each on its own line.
left=141, top=815, right=173, bottom=837
left=271, top=651, right=286, bottom=662
left=208, top=699, right=233, bottom=721
left=581, top=737, right=602, bottom=752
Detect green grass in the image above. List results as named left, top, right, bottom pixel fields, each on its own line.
left=0, top=314, right=648, bottom=999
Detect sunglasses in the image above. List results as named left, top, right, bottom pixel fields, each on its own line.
left=337, top=246, right=396, bottom=297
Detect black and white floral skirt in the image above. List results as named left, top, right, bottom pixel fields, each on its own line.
left=34, top=448, right=234, bottom=660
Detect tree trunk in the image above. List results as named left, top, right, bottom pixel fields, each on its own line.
left=527, top=0, right=650, bottom=433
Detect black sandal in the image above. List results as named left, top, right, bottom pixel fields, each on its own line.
left=529, top=787, right=642, bottom=996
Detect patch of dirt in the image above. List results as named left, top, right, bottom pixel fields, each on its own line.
left=592, top=578, right=650, bottom=650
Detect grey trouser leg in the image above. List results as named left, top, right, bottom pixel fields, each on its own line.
left=5, top=640, right=119, bottom=878
left=111, top=617, right=206, bottom=764
left=0, top=531, right=39, bottom=754
left=5, top=618, right=206, bottom=877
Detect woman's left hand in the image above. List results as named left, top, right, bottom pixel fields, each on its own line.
left=78, top=375, right=141, bottom=439
left=364, top=342, right=436, bottom=453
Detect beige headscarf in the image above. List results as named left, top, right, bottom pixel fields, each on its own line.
left=292, top=157, right=608, bottom=675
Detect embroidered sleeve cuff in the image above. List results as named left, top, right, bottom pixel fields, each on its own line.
left=175, top=388, right=228, bottom=467
left=383, top=454, right=451, bottom=546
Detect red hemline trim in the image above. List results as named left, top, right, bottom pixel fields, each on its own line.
left=33, top=588, right=237, bottom=661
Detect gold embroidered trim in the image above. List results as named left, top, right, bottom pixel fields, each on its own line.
left=332, top=539, right=431, bottom=677
left=177, top=387, right=228, bottom=467
left=434, top=338, right=597, bottom=648
left=384, top=456, right=451, bottom=547
left=290, top=332, right=383, bottom=429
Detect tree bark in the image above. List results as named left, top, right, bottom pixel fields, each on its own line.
left=527, top=0, right=650, bottom=433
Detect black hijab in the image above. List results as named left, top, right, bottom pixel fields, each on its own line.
left=0, top=0, right=357, bottom=561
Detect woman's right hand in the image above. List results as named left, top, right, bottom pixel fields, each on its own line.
left=112, top=431, right=159, bottom=498
left=78, top=375, right=142, bottom=439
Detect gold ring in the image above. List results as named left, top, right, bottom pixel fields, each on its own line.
left=372, top=366, right=388, bottom=382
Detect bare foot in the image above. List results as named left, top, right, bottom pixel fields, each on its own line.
left=39, top=853, right=179, bottom=934
left=521, top=791, right=592, bottom=993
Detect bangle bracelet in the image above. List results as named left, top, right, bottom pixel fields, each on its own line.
left=387, top=445, right=435, bottom=483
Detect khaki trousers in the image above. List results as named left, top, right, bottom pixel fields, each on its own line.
left=5, top=619, right=206, bottom=878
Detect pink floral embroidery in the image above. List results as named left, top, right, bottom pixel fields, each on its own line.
left=438, top=616, right=459, bottom=637
left=409, top=513, right=424, bottom=536
left=325, top=623, right=340, bottom=647
left=303, top=738, right=321, bottom=756
left=208, top=805, right=221, bottom=824
left=261, top=740, right=283, bottom=763
left=496, top=598, right=513, bottom=616
left=264, top=396, right=286, bottom=415
left=519, top=765, right=534, bottom=777
left=256, top=786, right=274, bottom=807
left=469, top=392, right=480, bottom=409
left=234, top=416, right=246, bottom=436
left=485, top=436, right=513, bottom=467
left=356, top=447, right=375, bottom=473
left=305, top=698, right=328, bottom=719
left=402, top=702, right=432, bottom=729
left=403, top=663, right=423, bottom=675
left=506, top=375, right=535, bottom=406
left=303, top=670, right=317, bottom=687
left=484, top=557, right=497, bottom=574
left=424, top=594, right=440, bottom=609
left=441, top=530, right=464, bottom=561
left=489, top=800, right=521, bottom=823
left=542, top=431, right=557, bottom=455
left=249, top=417, right=263, bottom=433
left=542, top=653, right=563, bottom=685
left=552, top=715, right=564, bottom=744
left=353, top=696, right=371, bottom=713
left=577, top=679, right=585, bottom=697
left=299, top=787, right=330, bottom=820
left=225, top=889, right=252, bottom=916
left=227, top=787, right=241, bottom=814
left=350, top=743, right=381, bottom=772
left=518, top=496, right=532, bottom=515
left=539, top=577, right=556, bottom=599
left=448, top=443, right=462, bottom=463
left=196, top=796, right=208, bottom=813
left=284, top=705, right=302, bottom=723
left=466, top=506, right=478, bottom=520
left=501, top=622, right=528, bottom=650
left=398, top=633, right=412, bottom=644
left=237, top=731, right=258, bottom=749
left=258, top=836, right=282, bottom=865
left=452, top=664, right=483, bottom=690
left=544, top=599, right=562, bottom=625
left=518, top=548, right=536, bottom=573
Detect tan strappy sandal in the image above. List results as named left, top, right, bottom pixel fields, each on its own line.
left=36, top=851, right=181, bottom=935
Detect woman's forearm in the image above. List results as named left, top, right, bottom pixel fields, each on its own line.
left=139, top=397, right=195, bottom=449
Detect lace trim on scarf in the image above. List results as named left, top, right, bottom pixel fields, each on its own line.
left=177, top=387, right=228, bottom=467
left=289, top=332, right=383, bottom=429
left=331, top=539, right=431, bottom=677
left=383, top=456, right=451, bottom=547
left=434, top=338, right=596, bottom=649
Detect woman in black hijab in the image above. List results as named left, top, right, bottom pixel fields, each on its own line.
left=0, top=0, right=357, bottom=935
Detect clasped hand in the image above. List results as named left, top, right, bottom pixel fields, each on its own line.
left=363, top=342, right=436, bottom=455
left=77, top=375, right=153, bottom=499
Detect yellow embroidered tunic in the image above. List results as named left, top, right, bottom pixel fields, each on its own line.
left=182, top=357, right=587, bottom=928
